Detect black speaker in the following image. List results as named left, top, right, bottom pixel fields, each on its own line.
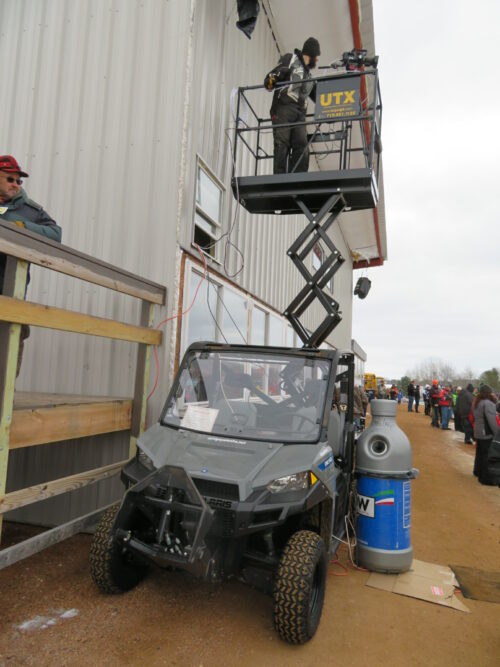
left=354, top=277, right=371, bottom=299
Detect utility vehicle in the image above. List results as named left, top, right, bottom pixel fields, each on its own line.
left=90, top=342, right=355, bottom=644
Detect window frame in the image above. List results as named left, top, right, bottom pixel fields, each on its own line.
left=182, top=261, right=294, bottom=359
left=192, top=156, right=225, bottom=262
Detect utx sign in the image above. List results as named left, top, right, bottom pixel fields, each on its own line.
left=314, top=77, right=361, bottom=121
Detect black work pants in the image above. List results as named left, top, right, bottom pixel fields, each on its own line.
left=431, top=405, right=440, bottom=427
left=272, top=103, right=309, bottom=174
left=474, top=438, right=495, bottom=485
left=462, top=416, right=473, bottom=443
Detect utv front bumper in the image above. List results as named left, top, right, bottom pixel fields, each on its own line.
left=114, top=465, right=215, bottom=579
left=115, top=461, right=330, bottom=581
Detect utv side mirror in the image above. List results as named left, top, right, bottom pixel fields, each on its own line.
left=327, top=410, right=344, bottom=457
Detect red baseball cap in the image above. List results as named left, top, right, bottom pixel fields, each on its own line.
left=0, top=155, right=29, bottom=177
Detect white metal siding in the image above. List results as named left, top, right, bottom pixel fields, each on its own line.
left=2, top=0, right=366, bottom=526
left=181, top=0, right=354, bottom=346
left=2, top=0, right=193, bottom=524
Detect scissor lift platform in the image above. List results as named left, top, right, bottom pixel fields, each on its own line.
left=232, top=168, right=378, bottom=215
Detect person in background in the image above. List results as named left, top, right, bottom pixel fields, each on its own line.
left=453, top=386, right=462, bottom=431
left=0, top=154, right=62, bottom=376
left=487, top=401, right=500, bottom=486
left=429, top=379, right=441, bottom=428
left=414, top=384, right=421, bottom=413
left=353, top=385, right=364, bottom=430
left=389, top=384, right=398, bottom=401
left=457, top=383, right=475, bottom=444
left=407, top=380, right=415, bottom=412
left=423, top=384, right=431, bottom=415
left=397, top=389, right=403, bottom=404
left=472, top=384, right=498, bottom=485
left=361, top=387, right=369, bottom=417
left=439, top=385, right=453, bottom=430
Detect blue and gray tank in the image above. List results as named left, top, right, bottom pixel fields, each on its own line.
left=355, top=399, right=418, bottom=573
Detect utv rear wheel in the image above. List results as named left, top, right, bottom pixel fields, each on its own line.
left=273, top=530, right=327, bottom=644
left=90, top=504, right=148, bottom=594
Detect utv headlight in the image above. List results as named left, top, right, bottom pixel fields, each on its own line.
left=137, top=449, right=155, bottom=471
left=267, top=471, right=310, bottom=494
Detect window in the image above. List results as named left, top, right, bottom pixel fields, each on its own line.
left=312, top=243, right=333, bottom=291
left=222, top=289, right=248, bottom=344
left=251, top=307, right=267, bottom=345
left=186, top=272, right=219, bottom=347
left=268, top=315, right=284, bottom=347
left=163, top=349, right=331, bottom=444
left=182, top=263, right=293, bottom=360
left=194, top=161, right=223, bottom=259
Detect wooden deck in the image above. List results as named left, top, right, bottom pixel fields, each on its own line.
left=11, top=392, right=133, bottom=449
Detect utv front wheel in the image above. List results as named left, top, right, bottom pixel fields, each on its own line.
left=90, top=504, right=148, bottom=594
left=273, top=530, right=327, bottom=644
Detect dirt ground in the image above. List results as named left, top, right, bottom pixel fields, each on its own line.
left=0, top=405, right=499, bottom=667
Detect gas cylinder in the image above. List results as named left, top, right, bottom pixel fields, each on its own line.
left=355, top=399, right=418, bottom=573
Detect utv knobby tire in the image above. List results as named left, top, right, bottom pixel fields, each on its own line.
left=90, top=504, right=148, bottom=594
left=273, top=530, right=327, bottom=644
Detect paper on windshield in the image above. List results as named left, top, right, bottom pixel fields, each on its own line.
left=181, top=405, right=219, bottom=432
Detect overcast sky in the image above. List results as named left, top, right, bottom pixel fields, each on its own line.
left=352, top=0, right=500, bottom=380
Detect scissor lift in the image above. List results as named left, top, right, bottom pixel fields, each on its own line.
left=231, top=63, right=382, bottom=348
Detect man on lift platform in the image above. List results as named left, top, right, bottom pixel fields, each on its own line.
left=264, top=37, right=320, bottom=174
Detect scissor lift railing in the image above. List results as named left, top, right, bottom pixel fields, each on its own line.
left=231, top=68, right=382, bottom=348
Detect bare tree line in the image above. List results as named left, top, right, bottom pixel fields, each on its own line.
left=403, top=357, right=500, bottom=389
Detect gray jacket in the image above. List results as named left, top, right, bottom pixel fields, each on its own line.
left=473, top=399, right=498, bottom=441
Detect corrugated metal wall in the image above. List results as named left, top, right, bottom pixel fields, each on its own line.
left=1, top=0, right=355, bottom=525
left=180, top=0, right=354, bottom=344
left=2, top=0, right=193, bottom=524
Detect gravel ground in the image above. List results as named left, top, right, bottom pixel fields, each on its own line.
left=0, top=405, right=499, bottom=666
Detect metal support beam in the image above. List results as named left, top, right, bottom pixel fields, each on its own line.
left=130, top=301, right=156, bottom=458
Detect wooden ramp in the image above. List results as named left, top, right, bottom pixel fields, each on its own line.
left=11, top=392, right=133, bottom=449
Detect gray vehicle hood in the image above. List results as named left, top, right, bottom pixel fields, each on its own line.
left=137, top=423, right=332, bottom=501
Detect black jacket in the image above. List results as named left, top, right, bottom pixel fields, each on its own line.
left=407, top=383, right=415, bottom=397
left=457, top=387, right=474, bottom=419
left=265, top=49, right=316, bottom=115
left=429, top=386, right=440, bottom=407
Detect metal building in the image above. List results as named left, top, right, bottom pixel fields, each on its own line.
left=0, top=0, right=386, bottom=525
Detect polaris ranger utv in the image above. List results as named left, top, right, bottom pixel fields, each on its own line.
left=90, top=342, right=355, bottom=644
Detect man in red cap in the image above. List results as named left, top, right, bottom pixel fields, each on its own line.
left=0, top=154, right=62, bottom=374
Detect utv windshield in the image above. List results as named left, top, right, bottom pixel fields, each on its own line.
left=161, top=350, right=331, bottom=443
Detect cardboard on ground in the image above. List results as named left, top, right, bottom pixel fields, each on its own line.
left=366, top=559, right=470, bottom=612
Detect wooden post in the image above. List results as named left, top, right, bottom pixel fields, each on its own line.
left=0, top=257, right=28, bottom=542
left=129, top=301, right=156, bottom=458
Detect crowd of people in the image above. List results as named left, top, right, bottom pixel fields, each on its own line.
left=401, top=380, right=500, bottom=487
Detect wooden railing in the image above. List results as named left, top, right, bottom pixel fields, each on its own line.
left=0, top=220, right=166, bottom=567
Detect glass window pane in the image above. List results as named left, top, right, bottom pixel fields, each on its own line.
left=222, top=289, right=247, bottom=344
left=186, top=272, right=218, bottom=346
left=195, top=210, right=217, bottom=237
left=162, top=350, right=331, bottom=444
left=313, top=243, right=322, bottom=271
left=251, top=307, right=266, bottom=345
left=286, top=326, right=294, bottom=347
left=197, top=166, right=221, bottom=222
left=269, top=315, right=283, bottom=347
